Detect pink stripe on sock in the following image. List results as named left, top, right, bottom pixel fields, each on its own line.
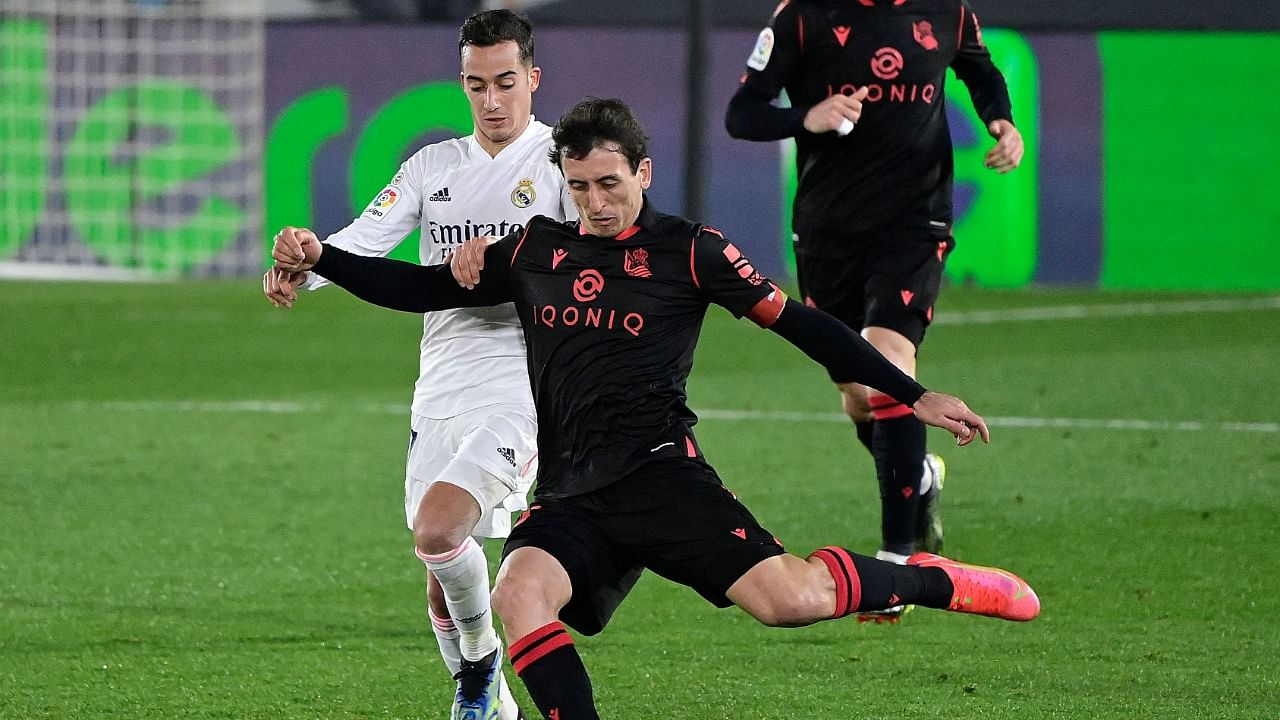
left=415, top=536, right=477, bottom=565
left=430, top=610, right=456, bottom=633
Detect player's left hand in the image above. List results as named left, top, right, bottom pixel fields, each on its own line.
left=450, top=235, right=498, bottom=289
left=263, top=266, right=308, bottom=309
left=984, top=120, right=1023, bottom=174
left=912, top=391, right=991, bottom=446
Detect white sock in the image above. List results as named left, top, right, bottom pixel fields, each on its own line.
left=918, top=458, right=934, bottom=496
left=428, top=605, right=463, bottom=676
left=876, top=549, right=911, bottom=564
left=497, top=671, right=520, bottom=720
left=417, top=538, right=500, bottom=662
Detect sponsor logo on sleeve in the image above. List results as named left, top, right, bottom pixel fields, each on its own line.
left=363, top=186, right=400, bottom=221
left=746, top=28, right=775, bottom=71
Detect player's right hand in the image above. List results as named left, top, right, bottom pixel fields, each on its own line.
left=911, top=391, right=991, bottom=447
left=450, top=235, right=498, bottom=289
left=802, top=86, right=869, bottom=135
left=263, top=266, right=308, bottom=309
left=272, top=226, right=322, bottom=272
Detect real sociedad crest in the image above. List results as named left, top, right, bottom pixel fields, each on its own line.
left=511, top=178, right=536, bottom=208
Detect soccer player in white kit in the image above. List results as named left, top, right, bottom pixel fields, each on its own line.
left=263, top=11, right=573, bottom=720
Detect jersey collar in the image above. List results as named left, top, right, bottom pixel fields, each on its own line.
left=469, top=115, right=541, bottom=159
left=577, top=195, right=658, bottom=241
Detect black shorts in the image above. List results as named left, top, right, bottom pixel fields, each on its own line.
left=795, top=228, right=954, bottom=346
left=501, top=458, right=785, bottom=636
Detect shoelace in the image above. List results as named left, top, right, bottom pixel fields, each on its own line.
left=454, top=654, right=497, bottom=704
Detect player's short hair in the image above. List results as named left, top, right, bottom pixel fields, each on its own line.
left=458, top=9, right=535, bottom=67
left=549, top=97, right=649, bottom=173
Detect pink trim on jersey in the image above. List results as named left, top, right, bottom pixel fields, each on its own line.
left=957, top=5, right=966, bottom=47
left=577, top=223, right=641, bottom=240
left=509, top=225, right=533, bottom=267
left=415, top=536, right=477, bottom=565
left=689, top=237, right=701, bottom=289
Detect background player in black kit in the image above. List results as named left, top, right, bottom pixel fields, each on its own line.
left=726, top=0, right=1025, bottom=619
left=273, top=98, right=1039, bottom=720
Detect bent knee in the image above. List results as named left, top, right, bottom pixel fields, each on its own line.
left=491, top=577, right=546, bottom=626
left=413, top=526, right=471, bottom=556
left=839, top=386, right=872, bottom=422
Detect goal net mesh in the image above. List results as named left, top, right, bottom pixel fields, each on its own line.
left=1, top=0, right=265, bottom=279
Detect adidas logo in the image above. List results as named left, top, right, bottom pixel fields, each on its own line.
left=497, top=447, right=516, bottom=467
left=428, top=187, right=451, bottom=202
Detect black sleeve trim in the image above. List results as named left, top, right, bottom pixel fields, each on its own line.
left=768, top=299, right=927, bottom=405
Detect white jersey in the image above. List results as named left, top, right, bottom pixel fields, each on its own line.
left=308, top=119, right=576, bottom=419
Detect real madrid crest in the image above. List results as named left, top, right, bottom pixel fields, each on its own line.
left=511, top=178, right=536, bottom=208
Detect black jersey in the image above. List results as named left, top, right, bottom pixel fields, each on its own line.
left=313, top=200, right=783, bottom=499
left=734, top=0, right=1013, bottom=250
left=497, top=203, right=783, bottom=498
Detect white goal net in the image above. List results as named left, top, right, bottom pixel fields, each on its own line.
left=1, top=0, right=265, bottom=279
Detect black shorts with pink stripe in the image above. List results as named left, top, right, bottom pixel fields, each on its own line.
left=501, top=457, right=786, bottom=636
left=795, top=227, right=954, bottom=347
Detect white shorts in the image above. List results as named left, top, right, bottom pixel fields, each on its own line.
left=405, top=404, right=538, bottom=539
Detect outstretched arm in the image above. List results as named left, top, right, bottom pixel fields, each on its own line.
left=272, top=226, right=511, bottom=313
left=767, top=299, right=990, bottom=445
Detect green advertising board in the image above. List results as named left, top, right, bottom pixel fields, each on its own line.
left=1100, top=33, right=1280, bottom=290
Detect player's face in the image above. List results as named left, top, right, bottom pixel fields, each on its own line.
left=561, top=145, right=652, bottom=238
left=460, top=41, right=540, bottom=153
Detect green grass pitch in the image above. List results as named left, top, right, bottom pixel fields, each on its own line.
left=1, top=280, right=1277, bottom=718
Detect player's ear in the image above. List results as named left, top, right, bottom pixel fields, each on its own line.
left=528, top=66, right=541, bottom=93
left=637, top=157, right=653, bottom=189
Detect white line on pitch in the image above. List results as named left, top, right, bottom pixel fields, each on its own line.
left=77, top=401, right=1278, bottom=434
left=934, top=296, right=1280, bottom=325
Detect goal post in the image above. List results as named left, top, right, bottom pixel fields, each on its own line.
left=0, top=0, right=265, bottom=279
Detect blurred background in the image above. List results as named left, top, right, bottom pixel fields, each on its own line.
left=3, top=3, right=1279, bottom=719
left=2, top=0, right=1277, bottom=287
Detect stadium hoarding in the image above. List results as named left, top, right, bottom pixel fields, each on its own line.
left=2, top=21, right=1277, bottom=289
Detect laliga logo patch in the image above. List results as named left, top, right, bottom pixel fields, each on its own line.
left=363, top=186, right=400, bottom=221
left=511, top=178, right=536, bottom=208
left=746, top=27, right=774, bottom=71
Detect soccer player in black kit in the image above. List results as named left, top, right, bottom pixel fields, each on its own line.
left=726, top=0, right=1025, bottom=621
left=273, top=98, right=1038, bottom=720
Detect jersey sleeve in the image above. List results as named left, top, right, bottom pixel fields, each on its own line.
left=690, top=227, right=788, bottom=326
left=738, top=1, right=804, bottom=101
left=303, top=160, right=423, bottom=290
left=950, top=0, right=1014, bottom=127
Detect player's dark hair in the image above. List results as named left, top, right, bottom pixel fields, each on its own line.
left=548, top=97, right=649, bottom=173
left=458, top=9, right=534, bottom=66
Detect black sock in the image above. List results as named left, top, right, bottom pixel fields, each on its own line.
left=854, top=419, right=875, bottom=454
left=510, top=621, right=599, bottom=720
left=811, top=547, right=954, bottom=615
left=869, top=411, right=927, bottom=555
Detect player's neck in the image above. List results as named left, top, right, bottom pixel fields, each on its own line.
left=475, top=116, right=532, bottom=158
